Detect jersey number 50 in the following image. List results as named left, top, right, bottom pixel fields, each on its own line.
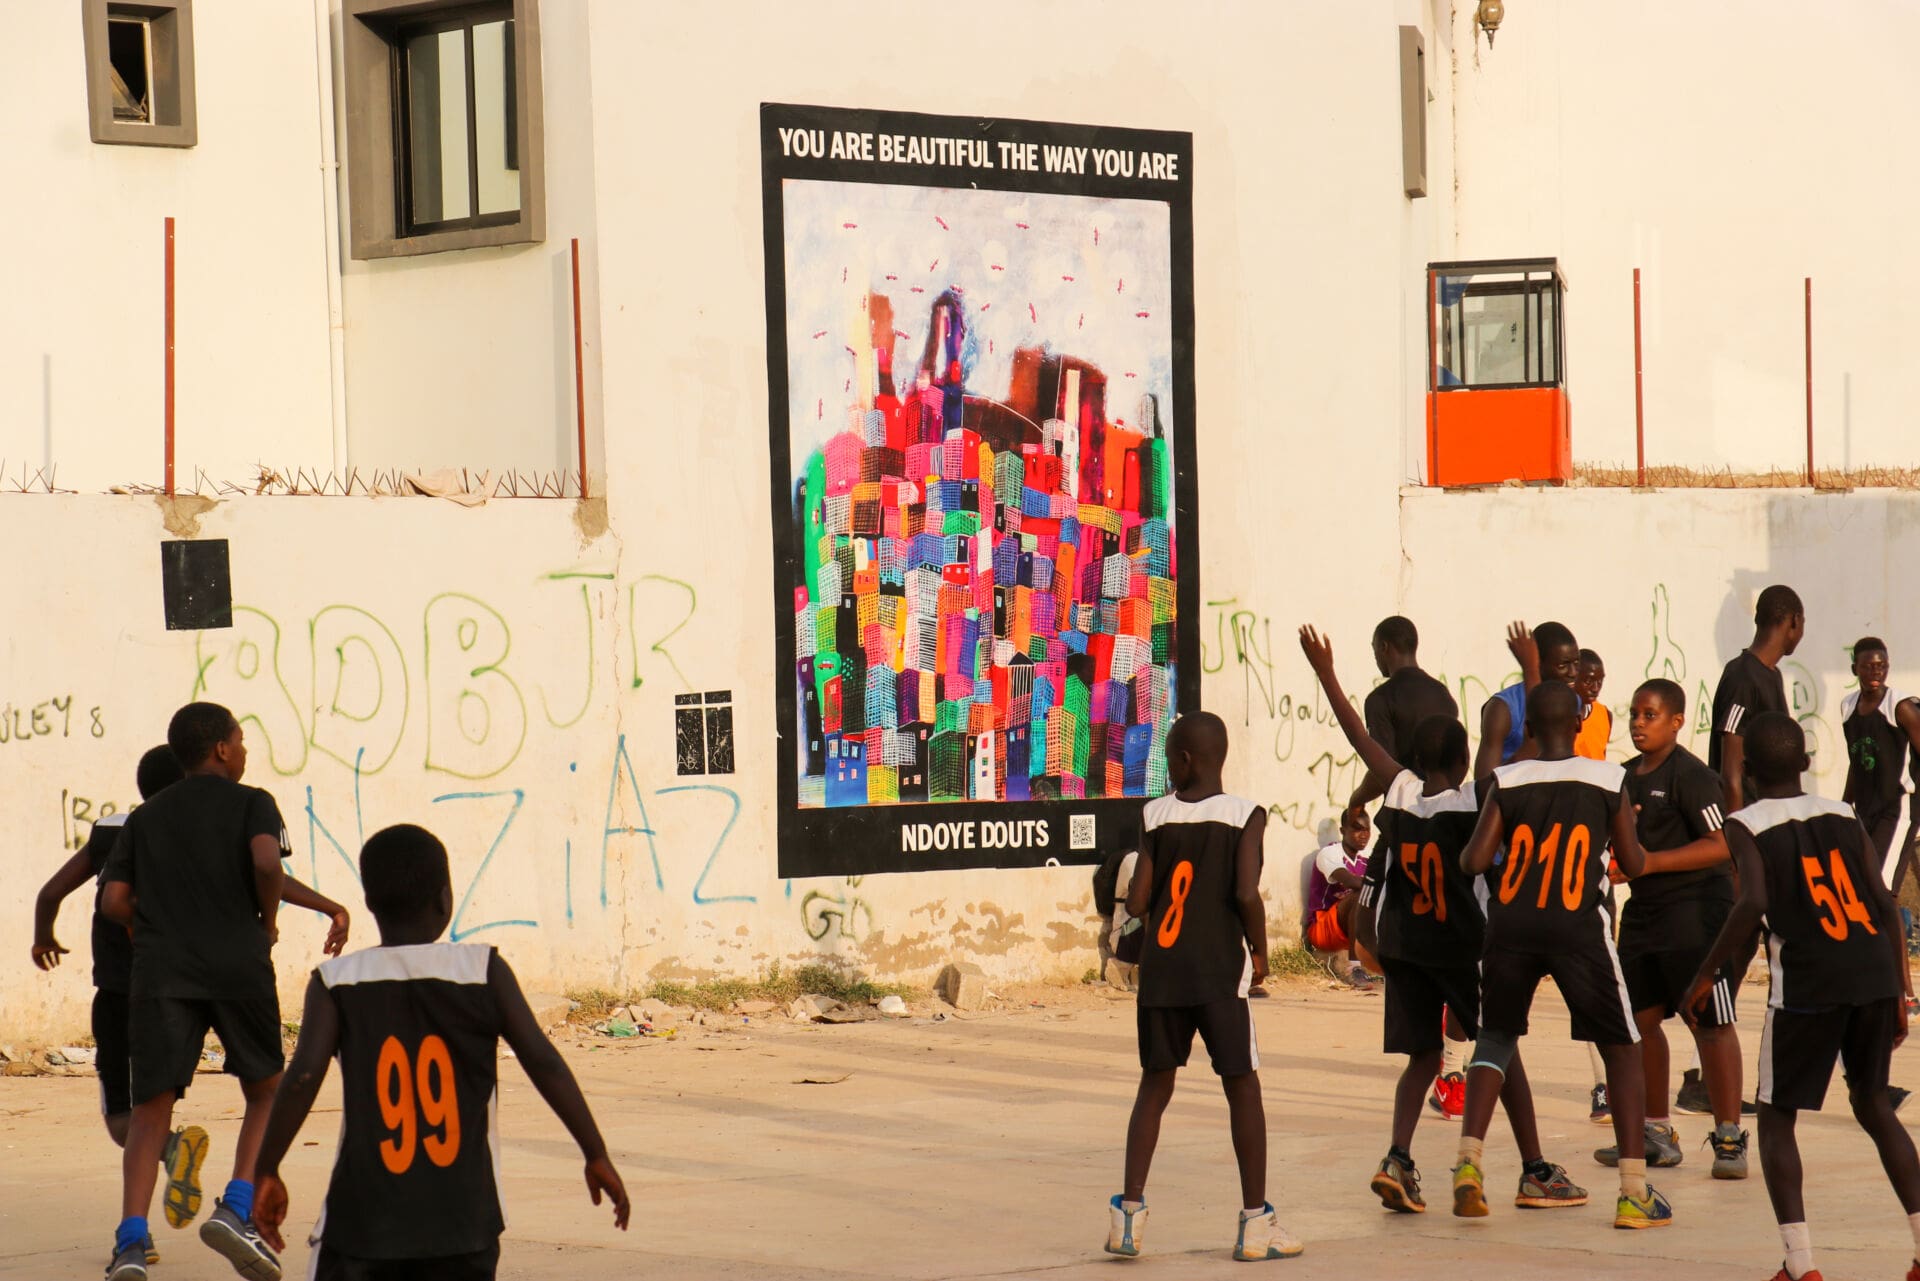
left=1399, top=842, right=1448, bottom=922
left=377, top=1035, right=462, bottom=1175
left=1497, top=822, right=1593, bottom=912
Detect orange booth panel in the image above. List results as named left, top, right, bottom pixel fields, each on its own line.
left=1427, top=387, right=1571, bottom=486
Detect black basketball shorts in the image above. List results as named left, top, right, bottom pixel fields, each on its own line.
left=1757, top=997, right=1900, bottom=1112
left=311, top=1241, right=500, bottom=1281
left=1137, top=998, right=1259, bottom=1076
left=92, top=990, right=133, bottom=1118
left=1480, top=925, right=1638, bottom=1045
left=1379, top=958, right=1480, bottom=1055
left=129, top=992, right=284, bottom=1104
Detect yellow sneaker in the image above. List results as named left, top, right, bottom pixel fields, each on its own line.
left=1452, top=1160, right=1490, bottom=1218
left=161, top=1125, right=210, bottom=1229
left=1613, top=1183, right=1674, bottom=1229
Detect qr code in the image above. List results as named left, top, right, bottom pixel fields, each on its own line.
left=1069, top=814, right=1097, bottom=850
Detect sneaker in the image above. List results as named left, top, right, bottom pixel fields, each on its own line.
left=1514, top=1161, right=1588, bottom=1208
left=1452, top=1160, right=1490, bottom=1218
left=1742, top=1096, right=1759, bottom=1116
left=142, top=1236, right=159, bottom=1265
left=1233, top=1203, right=1304, bottom=1260
left=1674, top=1068, right=1713, bottom=1116
left=1105, top=1195, right=1146, bottom=1257
left=161, top=1125, right=210, bottom=1229
left=105, top=1241, right=147, bottom=1281
left=1613, top=1183, right=1674, bottom=1229
left=1341, top=967, right=1376, bottom=992
left=198, top=1201, right=282, bottom=1281
left=1893, top=1086, right=1912, bottom=1113
left=1589, top=1084, right=1612, bottom=1125
left=1764, top=1269, right=1824, bottom=1281
left=1708, top=1123, right=1750, bottom=1179
left=1428, top=1072, right=1464, bottom=1120
left=1594, top=1122, right=1684, bottom=1168
left=1371, top=1151, right=1426, bottom=1213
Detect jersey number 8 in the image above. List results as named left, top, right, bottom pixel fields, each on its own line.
left=377, top=1034, right=462, bottom=1175
left=1157, top=860, right=1195, bottom=947
left=1497, top=822, right=1593, bottom=912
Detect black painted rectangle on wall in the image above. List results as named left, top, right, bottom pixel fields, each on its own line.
left=160, top=539, right=233, bottom=631
left=674, top=693, right=705, bottom=775
left=762, top=103, right=1200, bottom=877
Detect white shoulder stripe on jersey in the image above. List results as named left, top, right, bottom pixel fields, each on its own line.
left=1723, top=705, right=1745, bottom=735
left=1144, top=791, right=1259, bottom=831
left=1702, top=804, right=1724, bottom=831
left=95, top=812, right=129, bottom=829
left=1493, top=756, right=1625, bottom=792
left=1729, top=793, right=1857, bottom=836
left=321, top=941, right=491, bottom=989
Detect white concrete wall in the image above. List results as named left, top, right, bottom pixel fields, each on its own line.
left=0, top=2, right=335, bottom=493
left=1448, top=0, right=1920, bottom=471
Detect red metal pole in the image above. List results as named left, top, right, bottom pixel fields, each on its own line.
left=1804, top=277, right=1814, bottom=487
left=164, top=216, right=175, bottom=496
left=571, top=238, right=589, bottom=500
left=1633, top=267, right=1645, bottom=487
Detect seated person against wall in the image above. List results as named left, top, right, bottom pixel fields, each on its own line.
left=1305, top=806, right=1378, bottom=990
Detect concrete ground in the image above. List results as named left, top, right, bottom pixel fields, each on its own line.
left=3, top=976, right=1917, bottom=1281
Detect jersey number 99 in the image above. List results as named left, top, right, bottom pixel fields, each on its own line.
left=1497, top=822, right=1594, bottom=912
left=377, top=1034, right=462, bottom=1175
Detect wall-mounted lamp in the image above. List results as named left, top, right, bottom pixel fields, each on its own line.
left=1476, top=0, right=1505, bottom=46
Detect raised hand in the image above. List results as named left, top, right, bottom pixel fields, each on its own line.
left=1297, top=625, right=1335, bottom=676
left=1506, top=621, right=1539, bottom=678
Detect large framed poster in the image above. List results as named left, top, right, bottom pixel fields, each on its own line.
left=761, top=103, right=1198, bottom=877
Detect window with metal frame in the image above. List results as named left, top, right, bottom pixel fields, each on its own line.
left=394, top=7, right=520, bottom=236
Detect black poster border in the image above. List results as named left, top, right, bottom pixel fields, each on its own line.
left=760, top=102, right=1200, bottom=877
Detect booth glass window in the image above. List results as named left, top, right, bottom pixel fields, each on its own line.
left=1433, top=264, right=1565, bottom=391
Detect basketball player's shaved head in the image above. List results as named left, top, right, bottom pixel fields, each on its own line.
left=1526, top=680, right=1582, bottom=744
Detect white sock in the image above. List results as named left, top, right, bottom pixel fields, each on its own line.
left=1618, top=1157, right=1647, bottom=1201
left=1241, top=1205, right=1267, bottom=1220
left=1647, top=1116, right=1670, bottom=1127
left=1121, top=1199, right=1143, bottom=1212
left=1780, top=1222, right=1812, bottom=1278
left=1442, top=1036, right=1466, bottom=1077
left=1688, top=1045, right=1702, bottom=1073
left=1587, top=1042, right=1607, bottom=1086
left=1908, top=1210, right=1920, bottom=1258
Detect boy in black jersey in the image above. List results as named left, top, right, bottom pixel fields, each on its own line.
left=1683, top=713, right=1920, bottom=1281
left=253, top=824, right=630, bottom=1280
left=1347, top=614, right=1458, bottom=811
left=1106, top=711, right=1302, bottom=1262
left=1597, top=687, right=1751, bottom=1175
left=1300, top=627, right=1587, bottom=1217
left=1842, top=637, right=1920, bottom=898
left=100, top=708, right=356, bottom=1281
left=1457, top=682, right=1668, bottom=1229
left=33, top=747, right=186, bottom=1152
left=1710, top=585, right=1802, bottom=814
left=1604, top=679, right=1747, bottom=1179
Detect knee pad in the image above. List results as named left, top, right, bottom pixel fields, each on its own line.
left=1468, top=1031, right=1518, bottom=1076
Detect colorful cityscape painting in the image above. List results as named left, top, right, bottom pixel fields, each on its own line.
left=780, top=180, right=1179, bottom=810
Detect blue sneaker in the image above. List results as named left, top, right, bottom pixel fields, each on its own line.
left=1105, top=1195, right=1147, bottom=1257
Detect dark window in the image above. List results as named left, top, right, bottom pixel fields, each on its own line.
left=107, top=17, right=151, bottom=123
left=396, top=9, right=521, bottom=235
